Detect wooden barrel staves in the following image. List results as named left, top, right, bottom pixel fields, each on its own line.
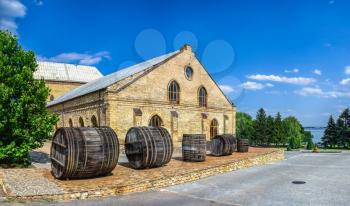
left=50, top=127, right=119, bottom=179
left=182, top=134, right=206, bottom=162
left=210, top=134, right=237, bottom=156
left=237, top=138, right=249, bottom=153
left=125, top=127, right=173, bottom=169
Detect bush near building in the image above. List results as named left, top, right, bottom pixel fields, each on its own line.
left=0, top=31, right=58, bottom=166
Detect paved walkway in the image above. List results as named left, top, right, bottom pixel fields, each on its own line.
left=3, top=151, right=349, bottom=205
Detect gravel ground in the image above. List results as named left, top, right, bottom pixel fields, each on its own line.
left=3, top=169, right=63, bottom=196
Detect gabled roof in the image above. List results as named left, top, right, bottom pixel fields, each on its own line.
left=47, top=50, right=180, bottom=107
left=34, top=61, right=103, bottom=83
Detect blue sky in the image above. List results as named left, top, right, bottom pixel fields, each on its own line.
left=1, top=0, right=350, bottom=126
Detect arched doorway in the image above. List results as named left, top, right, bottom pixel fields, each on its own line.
left=91, top=115, right=98, bottom=127
left=79, top=117, right=84, bottom=127
left=149, top=115, right=163, bottom=127
left=68, top=118, right=73, bottom=127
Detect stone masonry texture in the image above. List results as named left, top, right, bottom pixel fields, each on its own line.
left=48, top=46, right=236, bottom=147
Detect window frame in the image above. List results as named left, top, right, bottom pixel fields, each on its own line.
left=184, top=66, right=193, bottom=80
left=198, top=86, right=208, bottom=107
left=168, top=80, right=180, bottom=104
left=149, top=114, right=163, bottom=127
left=210, top=118, right=219, bottom=139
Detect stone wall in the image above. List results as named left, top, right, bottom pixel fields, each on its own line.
left=48, top=91, right=107, bottom=128
left=107, top=46, right=235, bottom=145
left=45, top=80, right=84, bottom=101
left=47, top=45, right=236, bottom=146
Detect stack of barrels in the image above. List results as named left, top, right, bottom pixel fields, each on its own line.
left=182, top=134, right=206, bottom=162
left=210, top=134, right=237, bottom=156
left=50, top=127, right=120, bottom=179
left=125, top=127, right=173, bottom=169
left=237, top=138, right=249, bottom=153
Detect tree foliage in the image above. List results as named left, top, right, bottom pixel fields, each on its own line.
left=322, top=108, right=350, bottom=148
left=0, top=31, right=58, bottom=165
left=253, top=108, right=268, bottom=145
left=236, top=112, right=254, bottom=142
left=236, top=108, right=309, bottom=149
left=282, top=116, right=303, bottom=149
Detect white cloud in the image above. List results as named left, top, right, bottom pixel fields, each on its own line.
left=295, top=87, right=323, bottom=96
left=0, top=0, right=26, bottom=34
left=38, top=51, right=111, bottom=65
left=295, top=87, right=350, bottom=98
left=340, top=78, right=350, bottom=86
left=313, top=69, right=322, bottom=75
left=284, top=68, right=299, bottom=73
left=247, top=74, right=316, bottom=85
left=219, top=85, right=235, bottom=94
left=345, top=66, right=350, bottom=75
left=240, top=81, right=274, bottom=91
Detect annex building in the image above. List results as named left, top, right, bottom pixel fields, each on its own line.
left=47, top=45, right=236, bottom=146
left=34, top=61, right=103, bottom=101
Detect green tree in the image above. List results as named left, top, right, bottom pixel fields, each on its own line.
left=303, top=131, right=313, bottom=143
left=322, top=115, right=337, bottom=148
left=335, top=118, right=345, bottom=148
left=306, top=137, right=314, bottom=150
left=273, top=112, right=285, bottom=146
left=266, top=115, right=275, bottom=145
left=253, top=108, right=268, bottom=145
left=0, top=31, right=58, bottom=165
left=282, top=116, right=303, bottom=149
left=338, top=108, right=350, bottom=148
left=236, top=112, right=254, bottom=142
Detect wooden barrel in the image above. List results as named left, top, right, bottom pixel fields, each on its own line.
left=237, top=138, right=249, bottom=153
left=210, top=134, right=237, bottom=156
left=125, top=127, right=173, bottom=169
left=182, top=134, right=206, bottom=162
left=50, top=127, right=119, bottom=179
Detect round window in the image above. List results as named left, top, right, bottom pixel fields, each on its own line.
left=185, top=66, right=193, bottom=80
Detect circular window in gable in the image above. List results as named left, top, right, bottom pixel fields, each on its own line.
left=185, top=66, right=193, bottom=80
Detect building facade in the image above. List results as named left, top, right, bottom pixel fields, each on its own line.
left=34, top=61, right=103, bottom=101
left=47, top=45, right=236, bottom=147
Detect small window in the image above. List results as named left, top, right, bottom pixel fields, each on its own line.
left=168, top=80, right=180, bottom=104
left=149, top=115, right=163, bottom=127
left=68, top=118, right=73, bottom=127
left=91, top=115, right=98, bottom=127
left=210, top=119, right=218, bottom=139
left=185, top=66, right=193, bottom=80
left=198, top=86, right=207, bottom=107
left=79, top=117, right=84, bottom=127
left=50, top=95, right=55, bottom=101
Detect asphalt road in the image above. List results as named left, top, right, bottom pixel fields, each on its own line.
left=2, top=151, right=350, bottom=206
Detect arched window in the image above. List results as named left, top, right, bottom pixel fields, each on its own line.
left=168, top=80, right=180, bottom=104
left=198, top=86, right=207, bottom=107
left=91, top=115, right=98, bottom=127
left=79, top=117, right=84, bottom=127
left=149, top=115, right=163, bottom=127
left=50, top=95, right=55, bottom=101
left=210, top=119, right=218, bottom=139
left=68, top=118, right=73, bottom=127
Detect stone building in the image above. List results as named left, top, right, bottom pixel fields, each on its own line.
left=47, top=45, right=236, bottom=146
left=34, top=61, right=103, bottom=101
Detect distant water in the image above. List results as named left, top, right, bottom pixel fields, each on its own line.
left=305, top=127, right=325, bottom=143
